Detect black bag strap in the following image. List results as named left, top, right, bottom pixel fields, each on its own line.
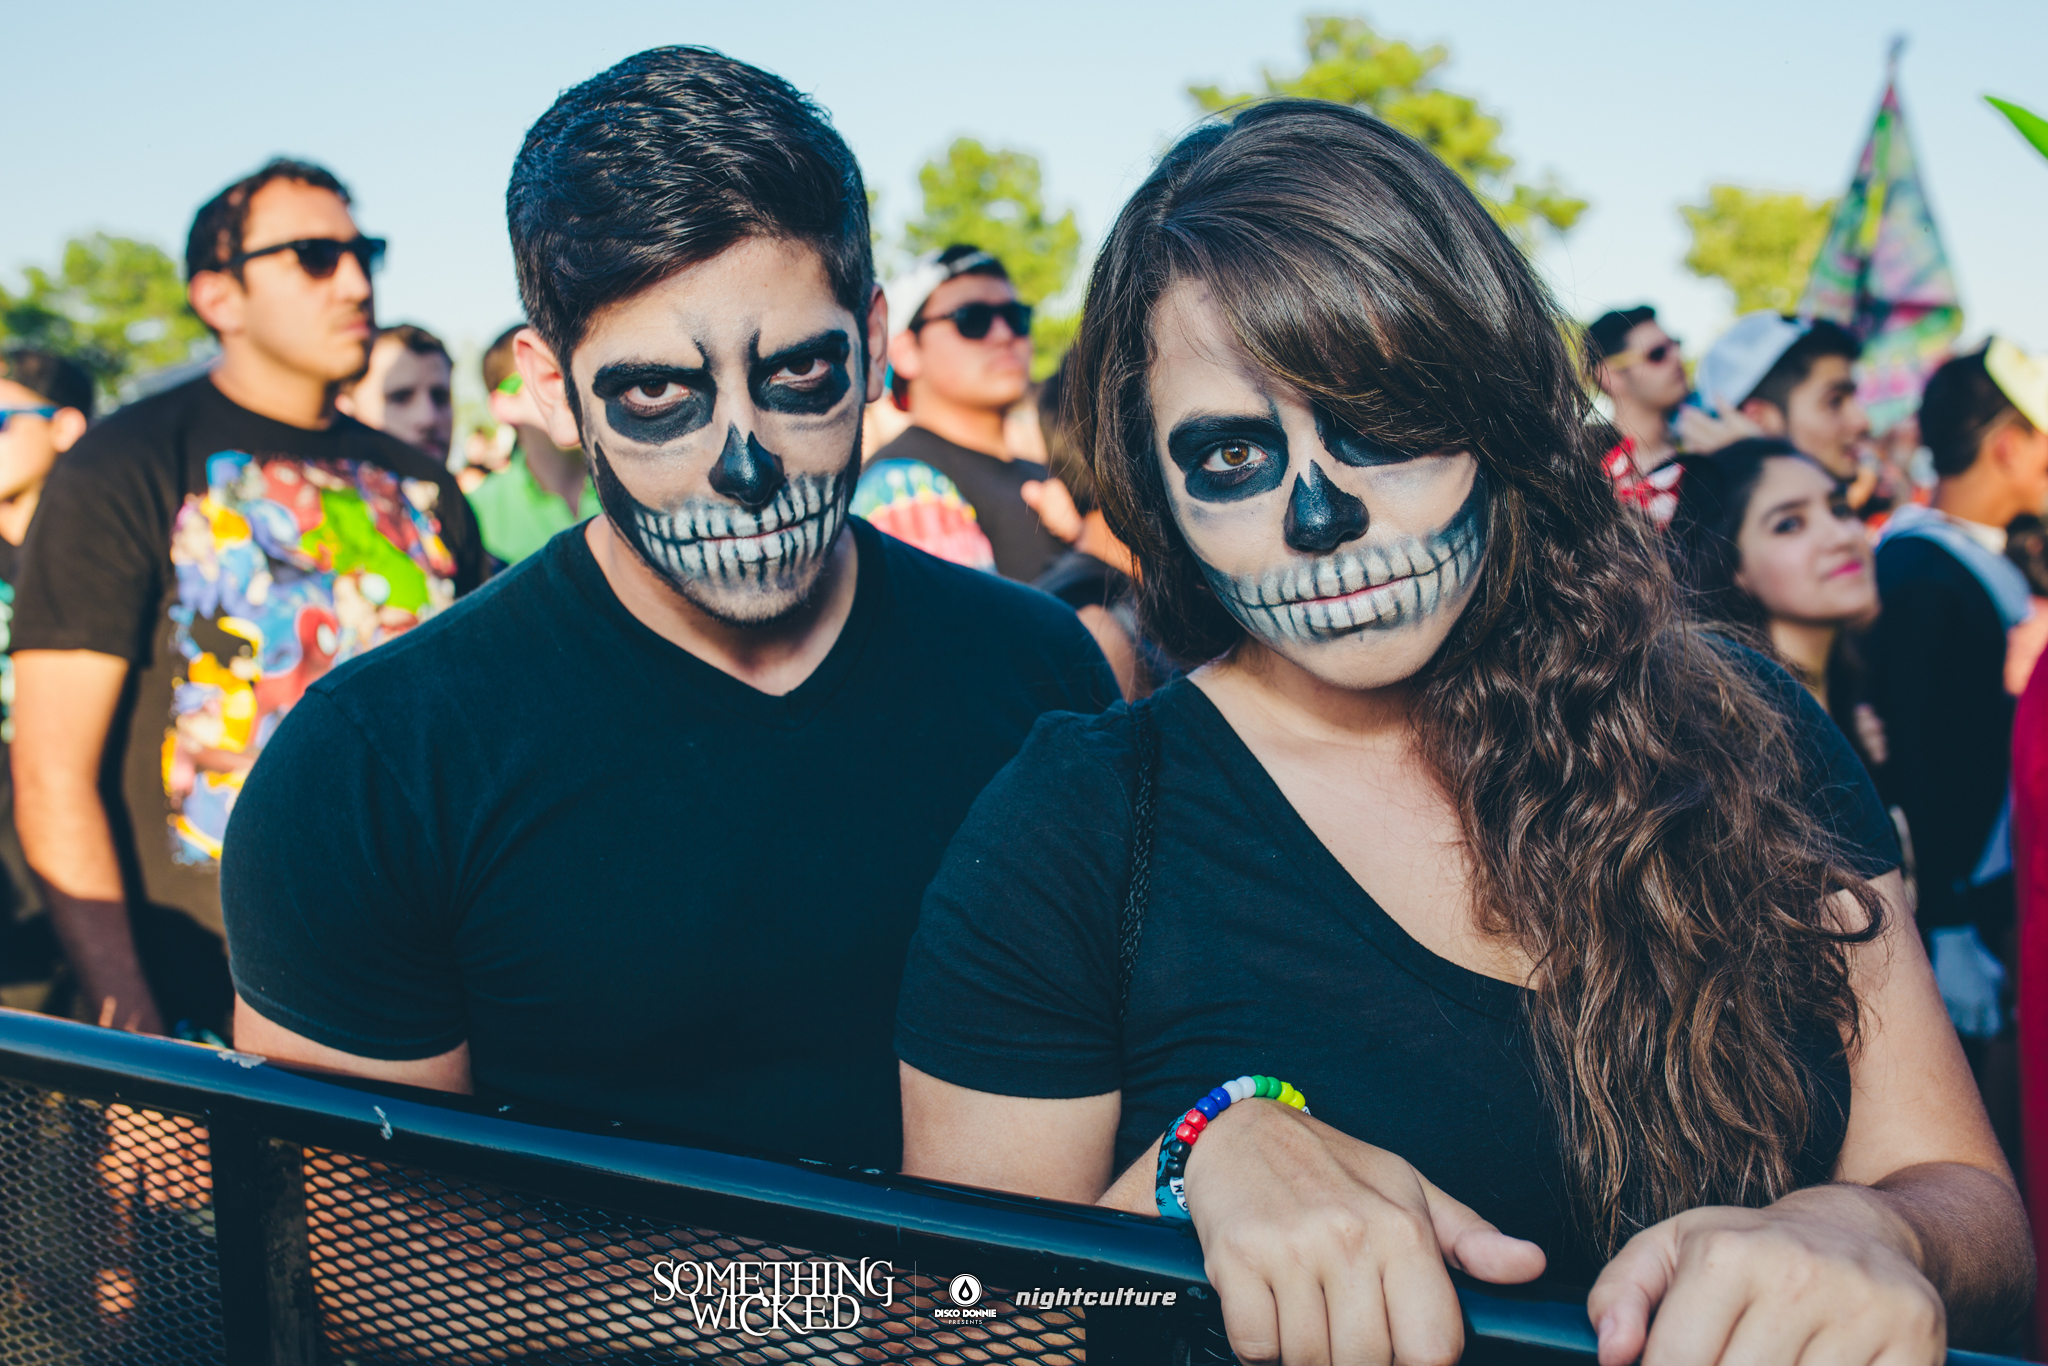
left=1115, top=699, right=1160, bottom=1029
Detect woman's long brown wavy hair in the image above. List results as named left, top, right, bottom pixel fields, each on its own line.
left=1067, top=100, right=1883, bottom=1255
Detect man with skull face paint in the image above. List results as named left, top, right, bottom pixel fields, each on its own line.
left=900, top=102, right=2027, bottom=1366
left=218, top=47, right=1116, bottom=1171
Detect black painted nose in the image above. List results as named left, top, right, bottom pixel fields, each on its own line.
left=709, top=425, right=787, bottom=510
left=1282, top=462, right=1369, bottom=554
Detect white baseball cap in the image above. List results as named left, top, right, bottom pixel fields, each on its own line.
left=1987, top=337, right=2048, bottom=432
left=1696, top=311, right=1814, bottom=417
left=884, top=248, right=1001, bottom=339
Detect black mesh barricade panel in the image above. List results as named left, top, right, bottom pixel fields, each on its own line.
left=0, top=1079, right=225, bottom=1365
left=0, top=1013, right=2029, bottom=1366
left=300, top=1147, right=1086, bottom=1364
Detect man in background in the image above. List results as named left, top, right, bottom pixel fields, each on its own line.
left=1872, top=340, right=2048, bottom=1159
left=0, top=349, right=94, bottom=1001
left=855, top=246, right=1062, bottom=581
left=1588, top=305, right=1690, bottom=526
left=1697, top=312, right=1886, bottom=513
left=337, top=323, right=455, bottom=465
left=9, top=158, right=482, bottom=1037
left=468, top=323, right=596, bottom=567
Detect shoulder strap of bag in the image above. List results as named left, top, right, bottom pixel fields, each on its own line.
left=1116, top=698, right=1160, bottom=1029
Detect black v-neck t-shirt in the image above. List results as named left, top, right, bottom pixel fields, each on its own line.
left=221, top=518, right=1117, bottom=1168
left=896, top=656, right=1898, bottom=1285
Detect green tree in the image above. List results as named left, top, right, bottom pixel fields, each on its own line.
left=1191, top=15, right=1587, bottom=245
left=1678, top=186, right=1837, bottom=315
left=902, top=139, right=1082, bottom=377
left=0, top=234, right=210, bottom=397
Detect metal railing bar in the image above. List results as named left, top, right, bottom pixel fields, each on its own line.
left=0, top=1009, right=2029, bottom=1366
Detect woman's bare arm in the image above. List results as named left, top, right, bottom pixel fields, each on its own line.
left=899, top=1062, right=1118, bottom=1202
left=901, top=1060, right=1544, bottom=1366
left=1588, top=870, right=2032, bottom=1364
left=1830, top=868, right=2030, bottom=1336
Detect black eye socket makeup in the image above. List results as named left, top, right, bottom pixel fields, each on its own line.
left=750, top=330, right=853, bottom=416
left=1167, top=413, right=1291, bottom=503
left=1313, top=404, right=1422, bottom=468
left=593, top=362, right=715, bottom=444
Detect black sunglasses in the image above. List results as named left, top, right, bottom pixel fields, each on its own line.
left=226, top=235, right=387, bottom=279
left=913, top=300, right=1033, bottom=341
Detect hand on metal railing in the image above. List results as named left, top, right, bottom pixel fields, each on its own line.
left=1586, top=1195, right=1945, bottom=1366
left=1173, top=1098, right=1548, bottom=1365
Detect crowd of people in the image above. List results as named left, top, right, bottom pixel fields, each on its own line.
left=0, top=39, right=2043, bottom=1365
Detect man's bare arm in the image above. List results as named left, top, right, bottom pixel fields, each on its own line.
left=233, top=995, right=472, bottom=1092
left=12, top=649, right=162, bottom=1033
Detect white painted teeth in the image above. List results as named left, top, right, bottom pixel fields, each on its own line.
left=1218, top=498, right=1483, bottom=643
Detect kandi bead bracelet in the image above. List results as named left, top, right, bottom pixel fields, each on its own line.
left=1155, top=1074, right=1309, bottom=1221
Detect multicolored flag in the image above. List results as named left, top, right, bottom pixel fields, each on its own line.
left=1800, top=60, right=1962, bottom=434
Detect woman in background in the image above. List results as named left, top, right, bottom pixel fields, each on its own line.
left=1666, top=437, right=1884, bottom=769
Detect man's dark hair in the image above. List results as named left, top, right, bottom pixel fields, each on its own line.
left=0, top=348, right=95, bottom=420
left=1920, top=345, right=2030, bottom=478
left=482, top=324, right=525, bottom=396
left=1746, top=319, right=1860, bottom=414
left=1588, top=305, right=1656, bottom=360
left=506, top=46, right=873, bottom=379
left=186, top=158, right=351, bottom=280
left=377, top=323, right=449, bottom=363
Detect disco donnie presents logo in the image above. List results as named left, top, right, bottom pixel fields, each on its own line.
left=932, top=1272, right=996, bottom=1321
left=648, top=1256, right=896, bottom=1336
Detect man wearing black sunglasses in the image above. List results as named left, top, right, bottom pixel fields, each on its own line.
left=857, top=245, right=1066, bottom=581
left=1589, top=305, right=1691, bottom=527
left=9, top=157, right=482, bottom=1039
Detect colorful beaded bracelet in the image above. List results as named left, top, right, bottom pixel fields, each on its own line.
left=1154, top=1074, right=1309, bottom=1221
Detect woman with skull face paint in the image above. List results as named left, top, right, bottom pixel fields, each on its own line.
left=896, top=101, right=2028, bottom=1366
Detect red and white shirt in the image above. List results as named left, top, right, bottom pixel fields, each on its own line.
left=1603, top=438, right=1684, bottom=529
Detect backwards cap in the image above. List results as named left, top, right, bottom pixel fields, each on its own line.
left=1696, top=312, right=1813, bottom=417
left=885, top=248, right=1000, bottom=339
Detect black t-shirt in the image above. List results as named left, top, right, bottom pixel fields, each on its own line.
left=221, top=517, right=1117, bottom=1169
left=0, top=535, right=37, bottom=926
left=896, top=651, right=1899, bottom=1286
left=1870, top=536, right=2013, bottom=933
left=870, top=426, right=1064, bottom=582
left=11, top=378, right=482, bottom=934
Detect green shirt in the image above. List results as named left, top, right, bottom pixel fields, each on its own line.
left=467, top=448, right=598, bottom=567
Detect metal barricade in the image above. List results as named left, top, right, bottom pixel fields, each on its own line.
left=0, top=1008, right=2026, bottom=1366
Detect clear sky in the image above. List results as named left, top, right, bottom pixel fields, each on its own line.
left=4, top=0, right=2044, bottom=377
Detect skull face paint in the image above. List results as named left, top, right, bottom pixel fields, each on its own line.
left=571, top=239, right=867, bottom=628
left=593, top=436, right=852, bottom=602
left=1150, top=279, right=1487, bottom=691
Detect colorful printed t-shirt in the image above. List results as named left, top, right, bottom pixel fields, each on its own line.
left=865, top=426, right=1065, bottom=581
left=12, top=378, right=483, bottom=932
left=852, top=458, right=996, bottom=572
